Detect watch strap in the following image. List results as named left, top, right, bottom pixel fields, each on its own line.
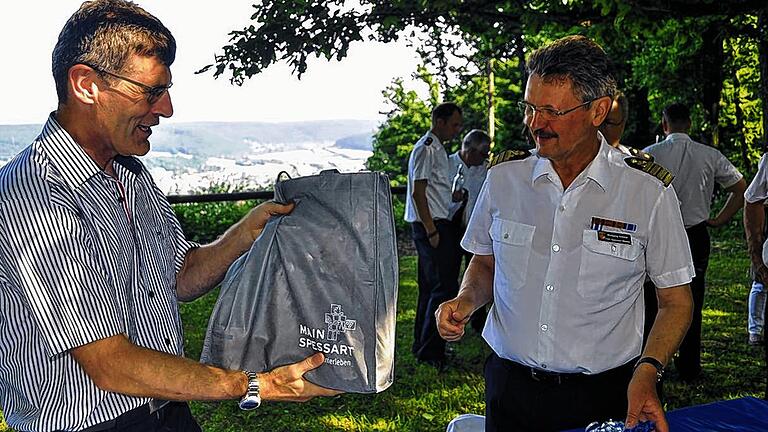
left=634, top=356, right=664, bottom=382
left=239, top=370, right=261, bottom=410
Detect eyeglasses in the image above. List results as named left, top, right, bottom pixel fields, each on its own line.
left=517, top=97, right=603, bottom=122
left=82, top=63, right=172, bottom=104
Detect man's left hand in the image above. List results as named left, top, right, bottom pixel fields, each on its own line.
left=243, top=201, right=296, bottom=242
left=625, top=364, right=668, bottom=432
left=706, top=218, right=721, bottom=228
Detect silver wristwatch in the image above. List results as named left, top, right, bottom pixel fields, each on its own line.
left=239, top=370, right=261, bottom=410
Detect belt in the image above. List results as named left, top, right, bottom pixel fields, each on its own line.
left=528, top=367, right=582, bottom=385
left=504, top=356, right=636, bottom=386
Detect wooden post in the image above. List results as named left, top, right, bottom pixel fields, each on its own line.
left=487, top=58, right=495, bottom=147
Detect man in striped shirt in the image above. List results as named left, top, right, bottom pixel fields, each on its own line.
left=0, top=1, right=339, bottom=431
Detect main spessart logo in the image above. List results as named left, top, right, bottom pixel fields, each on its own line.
left=325, top=303, right=357, bottom=341
left=298, top=303, right=357, bottom=362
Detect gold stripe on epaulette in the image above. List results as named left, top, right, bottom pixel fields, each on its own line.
left=628, top=147, right=654, bottom=162
left=488, top=149, right=531, bottom=168
left=624, top=157, right=673, bottom=187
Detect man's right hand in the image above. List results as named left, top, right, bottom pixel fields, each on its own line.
left=754, top=263, right=768, bottom=285
left=436, top=298, right=473, bottom=341
left=258, top=353, right=343, bottom=402
left=428, top=231, right=440, bottom=248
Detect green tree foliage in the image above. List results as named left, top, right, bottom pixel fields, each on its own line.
left=201, top=0, right=768, bottom=178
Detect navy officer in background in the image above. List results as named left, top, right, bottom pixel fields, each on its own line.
left=643, top=102, right=746, bottom=382
left=437, top=35, right=694, bottom=432
left=405, top=102, right=463, bottom=369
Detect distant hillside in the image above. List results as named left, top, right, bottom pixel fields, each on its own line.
left=0, top=119, right=378, bottom=160
left=0, top=124, right=41, bottom=159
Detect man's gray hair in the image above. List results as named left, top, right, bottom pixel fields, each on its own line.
left=462, top=129, right=491, bottom=150
left=526, top=35, right=617, bottom=103
left=52, top=0, right=176, bottom=104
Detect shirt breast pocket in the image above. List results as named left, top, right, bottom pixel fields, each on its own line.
left=489, top=218, right=535, bottom=289
left=577, top=230, right=643, bottom=300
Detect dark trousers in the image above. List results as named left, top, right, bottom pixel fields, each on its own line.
left=484, top=353, right=634, bottom=432
left=70, top=402, right=202, bottom=432
left=644, top=221, right=709, bottom=381
left=676, top=222, right=710, bottom=379
left=411, top=220, right=461, bottom=361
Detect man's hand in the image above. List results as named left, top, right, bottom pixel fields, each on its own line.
left=258, top=353, right=343, bottom=402
left=625, top=364, right=668, bottom=432
left=452, top=189, right=467, bottom=203
left=428, top=231, right=440, bottom=248
left=436, top=298, right=473, bottom=341
left=755, top=264, right=768, bottom=285
left=242, top=201, right=296, bottom=243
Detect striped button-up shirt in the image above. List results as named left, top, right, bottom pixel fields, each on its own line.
left=0, top=115, right=196, bottom=431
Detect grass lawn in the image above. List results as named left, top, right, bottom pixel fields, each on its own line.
left=0, top=235, right=763, bottom=431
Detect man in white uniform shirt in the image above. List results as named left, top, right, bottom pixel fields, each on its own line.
left=436, top=36, right=694, bottom=432
left=643, top=103, right=746, bottom=382
left=448, top=129, right=491, bottom=332
left=404, top=102, right=463, bottom=368
left=744, top=153, right=768, bottom=347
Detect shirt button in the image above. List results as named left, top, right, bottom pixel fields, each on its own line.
left=611, top=244, right=617, bottom=252
left=541, top=363, right=548, bottom=369
left=164, top=338, right=172, bottom=346
left=559, top=205, right=565, bottom=212
left=541, top=324, right=548, bottom=331
left=546, top=284, right=554, bottom=292
left=148, top=291, right=155, bottom=298
left=503, top=232, right=509, bottom=239
left=552, top=244, right=560, bottom=252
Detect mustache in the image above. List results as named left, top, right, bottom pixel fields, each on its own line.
left=533, top=129, right=558, bottom=139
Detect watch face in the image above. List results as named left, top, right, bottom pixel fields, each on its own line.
left=239, top=396, right=261, bottom=410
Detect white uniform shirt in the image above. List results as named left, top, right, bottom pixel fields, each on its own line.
left=644, top=133, right=743, bottom=227
left=745, top=153, right=768, bottom=204
left=404, top=132, right=453, bottom=223
left=462, top=141, right=694, bottom=374
left=448, top=151, right=488, bottom=227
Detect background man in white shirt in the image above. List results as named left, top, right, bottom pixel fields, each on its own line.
left=743, top=153, right=768, bottom=347
left=404, top=102, right=463, bottom=369
left=448, top=129, right=491, bottom=332
left=643, top=103, right=746, bottom=382
left=436, top=35, right=694, bottom=432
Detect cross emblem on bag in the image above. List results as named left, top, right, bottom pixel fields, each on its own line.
left=325, top=304, right=357, bottom=341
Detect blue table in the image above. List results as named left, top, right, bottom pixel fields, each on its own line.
left=565, top=397, right=768, bottom=431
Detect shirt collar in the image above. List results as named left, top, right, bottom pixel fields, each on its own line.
left=665, top=132, right=691, bottom=142
left=39, top=114, right=143, bottom=189
left=39, top=114, right=104, bottom=189
left=531, top=134, right=611, bottom=192
left=451, top=151, right=469, bottom=168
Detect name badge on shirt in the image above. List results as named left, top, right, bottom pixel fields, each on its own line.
left=591, top=216, right=637, bottom=233
left=597, top=230, right=632, bottom=245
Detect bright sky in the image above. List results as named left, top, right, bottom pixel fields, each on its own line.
left=0, top=1, right=422, bottom=125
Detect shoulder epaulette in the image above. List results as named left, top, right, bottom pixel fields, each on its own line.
left=628, top=146, right=654, bottom=162
left=424, top=137, right=433, bottom=146
left=488, top=149, right=531, bottom=168
left=624, top=157, right=673, bottom=187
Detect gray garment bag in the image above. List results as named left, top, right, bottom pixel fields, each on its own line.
left=200, top=169, right=398, bottom=393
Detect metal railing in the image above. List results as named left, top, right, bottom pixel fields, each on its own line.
left=167, top=186, right=408, bottom=204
